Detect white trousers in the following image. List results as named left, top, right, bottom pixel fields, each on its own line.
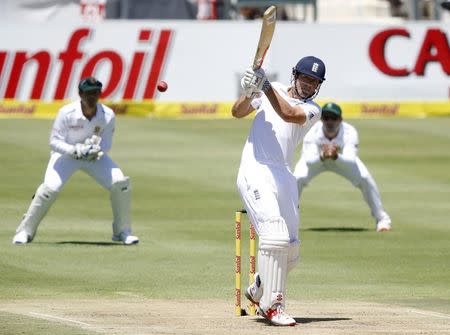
left=237, top=160, right=299, bottom=242
left=294, top=157, right=389, bottom=222
left=44, top=152, right=125, bottom=192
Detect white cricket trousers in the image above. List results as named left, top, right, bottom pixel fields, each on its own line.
left=237, top=159, right=299, bottom=242
left=44, top=152, right=125, bottom=192
left=294, top=156, right=389, bottom=222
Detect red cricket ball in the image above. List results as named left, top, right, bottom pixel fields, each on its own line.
left=157, top=81, right=168, bottom=92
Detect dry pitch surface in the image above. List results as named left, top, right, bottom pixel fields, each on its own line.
left=1, top=298, right=449, bottom=335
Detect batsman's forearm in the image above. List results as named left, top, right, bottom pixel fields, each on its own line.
left=265, top=87, right=306, bottom=125
left=232, top=96, right=254, bottom=118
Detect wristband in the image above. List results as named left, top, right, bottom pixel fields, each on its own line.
left=262, top=80, right=272, bottom=92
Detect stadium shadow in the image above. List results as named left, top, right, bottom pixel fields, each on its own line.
left=305, top=227, right=368, bottom=232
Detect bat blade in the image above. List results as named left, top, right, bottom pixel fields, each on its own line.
left=252, top=5, right=277, bottom=70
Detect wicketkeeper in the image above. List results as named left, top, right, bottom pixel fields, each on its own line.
left=12, top=77, right=139, bottom=245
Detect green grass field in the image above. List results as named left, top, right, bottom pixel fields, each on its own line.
left=0, top=118, right=449, bottom=334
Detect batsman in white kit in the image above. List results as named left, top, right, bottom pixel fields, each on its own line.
left=293, top=102, right=392, bottom=232
left=12, top=77, right=139, bottom=245
left=233, top=56, right=326, bottom=326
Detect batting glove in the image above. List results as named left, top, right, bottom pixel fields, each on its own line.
left=241, top=67, right=262, bottom=97
left=241, top=67, right=271, bottom=97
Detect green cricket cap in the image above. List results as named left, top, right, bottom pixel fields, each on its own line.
left=321, top=102, right=342, bottom=117
left=78, top=77, right=102, bottom=92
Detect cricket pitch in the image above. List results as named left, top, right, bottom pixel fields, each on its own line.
left=1, top=298, right=449, bottom=335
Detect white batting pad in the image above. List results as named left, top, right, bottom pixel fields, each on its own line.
left=258, top=217, right=290, bottom=311
left=258, top=217, right=290, bottom=248
left=288, top=239, right=300, bottom=272
left=15, top=184, right=58, bottom=241
left=110, top=177, right=132, bottom=236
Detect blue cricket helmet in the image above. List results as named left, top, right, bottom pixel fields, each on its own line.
left=293, top=56, right=326, bottom=82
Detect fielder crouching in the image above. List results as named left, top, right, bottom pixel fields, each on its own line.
left=12, top=77, right=139, bottom=245
left=293, top=102, right=392, bottom=232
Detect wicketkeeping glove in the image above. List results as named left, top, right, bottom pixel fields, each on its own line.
left=70, top=135, right=104, bottom=160
left=84, top=135, right=104, bottom=161
left=85, top=144, right=103, bottom=161
left=85, top=135, right=102, bottom=146
left=70, top=143, right=93, bottom=160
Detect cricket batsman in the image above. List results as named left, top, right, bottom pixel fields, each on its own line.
left=233, top=56, right=326, bottom=326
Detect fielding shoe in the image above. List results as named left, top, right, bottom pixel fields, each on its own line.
left=112, top=232, right=139, bottom=245
left=376, top=219, right=391, bottom=232
left=244, top=273, right=263, bottom=305
left=12, top=231, right=32, bottom=244
left=263, top=303, right=296, bottom=326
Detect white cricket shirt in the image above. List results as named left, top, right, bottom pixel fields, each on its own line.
left=49, top=101, right=115, bottom=155
left=240, top=82, right=321, bottom=168
left=301, top=121, right=359, bottom=165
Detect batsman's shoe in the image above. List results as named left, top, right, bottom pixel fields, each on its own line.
left=257, top=306, right=268, bottom=318
left=376, top=219, right=391, bottom=232
left=263, top=303, right=296, bottom=326
left=12, top=231, right=32, bottom=244
left=112, top=232, right=139, bottom=245
left=245, top=273, right=263, bottom=305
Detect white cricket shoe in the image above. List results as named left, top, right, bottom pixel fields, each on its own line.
left=244, top=273, right=263, bottom=305
left=12, top=231, right=32, bottom=244
left=112, top=232, right=139, bottom=245
left=263, top=303, right=296, bottom=326
left=376, top=219, right=392, bottom=232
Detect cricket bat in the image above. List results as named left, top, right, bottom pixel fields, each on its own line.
left=252, top=6, right=277, bottom=70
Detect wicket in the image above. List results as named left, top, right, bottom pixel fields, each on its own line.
left=235, top=209, right=257, bottom=316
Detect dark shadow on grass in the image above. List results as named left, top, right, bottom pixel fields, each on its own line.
left=36, top=241, right=122, bottom=246
left=295, top=317, right=352, bottom=324
left=58, top=241, right=123, bottom=246
left=305, top=227, right=369, bottom=232
left=255, top=317, right=351, bottom=325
